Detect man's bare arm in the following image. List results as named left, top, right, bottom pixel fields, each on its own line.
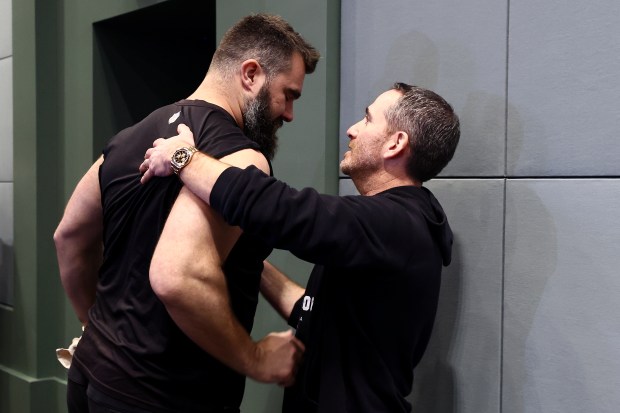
left=150, top=149, right=302, bottom=385
left=54, top=156, right=104, bottom=325
left=261, top=261, right=305, bottom=321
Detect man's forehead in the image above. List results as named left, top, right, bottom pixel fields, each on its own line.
left=374, top=89, right=401, bottom=105
left=368, top=89, right=400, bottom=114
left=272, top=54, right=305, bottom=91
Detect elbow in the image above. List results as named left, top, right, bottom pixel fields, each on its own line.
left=150, top=259, right=186, bottom=307
left=53, top=221, right=70, bottom=254
left=150, top=256, right=226, bottom=310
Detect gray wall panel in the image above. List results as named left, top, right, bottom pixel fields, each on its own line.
left=341, top=0, right=620, bottom=410
left=507, top=1, right=620, bottom=176
left=0, top=57, right=12, bottom=182
left=0, top=0, right=11, bottom=310
left=340, top=0, right=507, bottom=177
left=0, top=0, right=11, bottom=57
left=410, top=179, right=503, bottom=413
left=504, top=179, right=620, bottom=413
left=338, top=177, right=357, bottom=196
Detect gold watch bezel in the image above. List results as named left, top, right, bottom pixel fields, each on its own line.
left=171, top=146, right=198, bottom=175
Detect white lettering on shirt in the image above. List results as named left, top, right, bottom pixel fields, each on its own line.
left=302, top=295, right=314, bottom=312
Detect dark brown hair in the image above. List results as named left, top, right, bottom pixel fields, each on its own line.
left=211, top=14, right=320, bottom=80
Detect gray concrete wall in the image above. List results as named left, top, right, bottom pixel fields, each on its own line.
left=339, top=1, right=620, bottom=412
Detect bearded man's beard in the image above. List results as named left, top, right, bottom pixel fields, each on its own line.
left=242, top=86, right=282, bottom=161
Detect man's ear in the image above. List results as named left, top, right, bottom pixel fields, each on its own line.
left=240, top=59, right=266, bottom=93
left=384, top=131, right=410, bottom=159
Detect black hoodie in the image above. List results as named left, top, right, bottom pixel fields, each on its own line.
left=211, top=166, right=453, bottom=413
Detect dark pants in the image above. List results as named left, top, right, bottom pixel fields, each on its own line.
left=67, top=379, right=123, bottom=413
left=66, top=364, right=240, bottom=413
left=67, top=364, right=151, bottom=413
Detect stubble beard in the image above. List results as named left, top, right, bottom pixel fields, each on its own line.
left=242, top=86, right=282, bottom=161
left=340, top=153, right=353, bottom=176
left=340, top=144, right=382, bottom=181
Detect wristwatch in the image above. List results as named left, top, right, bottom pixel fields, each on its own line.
left=171, top=146, right=198, bottom=175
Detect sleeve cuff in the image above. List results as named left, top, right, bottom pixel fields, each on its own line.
left=210, top=166, right=245, bottom=213
left=287, top=296, right=304, bottom=329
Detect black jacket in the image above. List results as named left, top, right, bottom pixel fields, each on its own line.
left=211, top=167, right=453, bottom=413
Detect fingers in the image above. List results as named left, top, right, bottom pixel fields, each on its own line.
left=274, top=330, right=304, bottom=353
left=280, top=350, right=302, bottom=387
left=178, top=123, right=190, bottom=134
left=140, top=162, right=153, bottom=185
left=274, top=329, right=294, bottom=339
left=139, top=143, right=158, bottom=184
left=290, top=336, right=305, bottom=353
left=139, top=142, right=175, bottom=183
left=139, top=125, right=195, bottom=183
left=253, top=330, right=305, bottom=386
left=276, top=330, right=304, bottom=387
left=177, top=123, right=196, bottom=146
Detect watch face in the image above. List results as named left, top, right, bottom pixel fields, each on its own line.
left=173, top=149, right=189, bottom=165
left=171, top=147, right=196, bottom=174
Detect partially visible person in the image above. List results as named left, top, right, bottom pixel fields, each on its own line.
left=54, top=13, right=319, bottom=413
left=140, top=82, right=460, bottom=412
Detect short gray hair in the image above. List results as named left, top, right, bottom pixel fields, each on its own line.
left=385, top=83, right=460, bottom=182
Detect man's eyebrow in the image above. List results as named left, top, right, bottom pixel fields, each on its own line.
left=287, top=88, right=301, bottom=99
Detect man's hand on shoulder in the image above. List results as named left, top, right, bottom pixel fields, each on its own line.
left=140, top=123, right=196, bottom=184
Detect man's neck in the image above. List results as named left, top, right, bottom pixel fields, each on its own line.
left=353, top=171, right=420, bottom=196
left=187, top=75, right=244, bottom=128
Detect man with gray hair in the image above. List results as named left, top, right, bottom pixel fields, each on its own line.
left=141, top=82, right=460, bottom=412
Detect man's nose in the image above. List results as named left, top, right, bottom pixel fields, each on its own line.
left=282, top=102, right=294, bottom=123
left=346, top=124, right=357, bottom=139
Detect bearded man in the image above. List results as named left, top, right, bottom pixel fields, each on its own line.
left=54, top=13, right=320, bottom=413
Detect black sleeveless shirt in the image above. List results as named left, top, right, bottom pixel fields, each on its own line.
left=72, top=100, right=272, bottom=412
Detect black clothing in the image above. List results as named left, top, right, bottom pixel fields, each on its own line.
left=68, top=365, right=154, bottom=413
left=73, top=100, right=272, bottom=412
left=211, top=166, right=453, bottom=413
left=67, top=364, right=239, bottom=413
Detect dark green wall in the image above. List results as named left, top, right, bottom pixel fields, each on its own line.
left=0, top=0, right=339, bottom=412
